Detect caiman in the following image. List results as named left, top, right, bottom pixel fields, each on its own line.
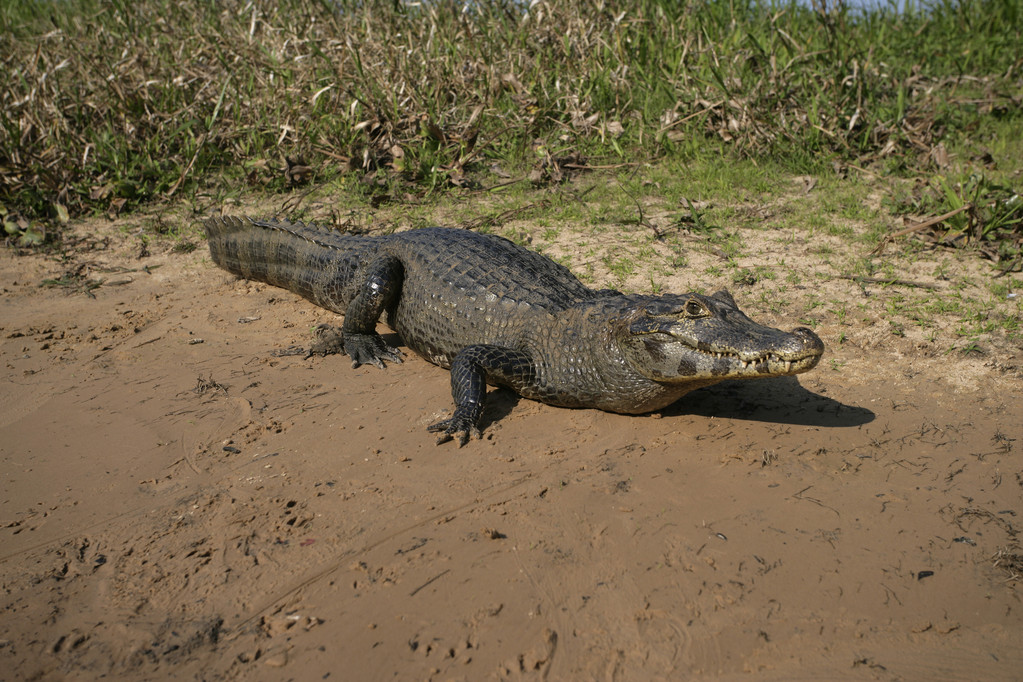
left=204, top=217, right=824, bottom=445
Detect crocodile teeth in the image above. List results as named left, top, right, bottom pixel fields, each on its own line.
left=784, top=360, right=792, bottom=372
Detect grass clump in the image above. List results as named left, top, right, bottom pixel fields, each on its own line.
left=0, top=0, right=1020, bottom=260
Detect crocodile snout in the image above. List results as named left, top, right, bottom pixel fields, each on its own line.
left=791, top=327, right=825, bottom=355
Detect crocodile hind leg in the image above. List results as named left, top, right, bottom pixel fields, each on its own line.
left=342, top=255, right=406, bottom=368
left=428, top=345, right=536, bottom=446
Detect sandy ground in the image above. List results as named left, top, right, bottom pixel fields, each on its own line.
left=1, top=207, right=1021, bottom=681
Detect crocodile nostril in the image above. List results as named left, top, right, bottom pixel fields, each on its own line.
left=792, top=327, right=825, bottom=352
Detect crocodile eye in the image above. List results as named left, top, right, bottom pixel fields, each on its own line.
left=684, top=298, right=708, bottom=318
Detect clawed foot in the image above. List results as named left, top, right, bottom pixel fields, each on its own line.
left=343, top=332, right=405, bottom=369
left=427, top=416, right=482, bottom=447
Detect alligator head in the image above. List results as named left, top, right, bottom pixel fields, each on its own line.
left=617, top=289, right=824, bottom=388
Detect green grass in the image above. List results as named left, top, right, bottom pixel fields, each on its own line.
left=1, top=0, right=1020, bottom=233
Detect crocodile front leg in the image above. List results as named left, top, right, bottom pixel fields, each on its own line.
left=342, top=255, right=406, bottom=368
left=428, top=345, right=536, bottom=446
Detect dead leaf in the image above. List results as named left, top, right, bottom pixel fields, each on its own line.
left=930, top=143, right=950, bottom=169
left=106, top=197, right=127, bottom=219
left=421, top=116, right=446, bottom=142
left=90, top=184, right=113, bottom=201
left=284, top=156, right=312, bottom=186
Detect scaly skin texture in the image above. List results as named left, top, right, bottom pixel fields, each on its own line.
left=204, top=217, right=825, bottom=445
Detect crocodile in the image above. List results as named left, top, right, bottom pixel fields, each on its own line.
left=204, top=216, right=824, bottom=445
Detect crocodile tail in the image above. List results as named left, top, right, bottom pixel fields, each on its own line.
left=203, top=216, right=371, bottom=314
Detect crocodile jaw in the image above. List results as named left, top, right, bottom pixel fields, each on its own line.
left=681, top=325, right=824, bottom=378
left=624, top=326, right=823, bottom=383
left=618, top=293, right=825, bottom=384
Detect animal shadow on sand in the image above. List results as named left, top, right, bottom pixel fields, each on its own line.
left=664, top=376, right=873, bottom=428
left=476, top=376, right=869, bottom=433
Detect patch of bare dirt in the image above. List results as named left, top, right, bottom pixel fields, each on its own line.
left=1, top=210, right=1020, bottom=681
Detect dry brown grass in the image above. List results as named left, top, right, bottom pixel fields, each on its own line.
left=1, top=0, right=1020, bottom=262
